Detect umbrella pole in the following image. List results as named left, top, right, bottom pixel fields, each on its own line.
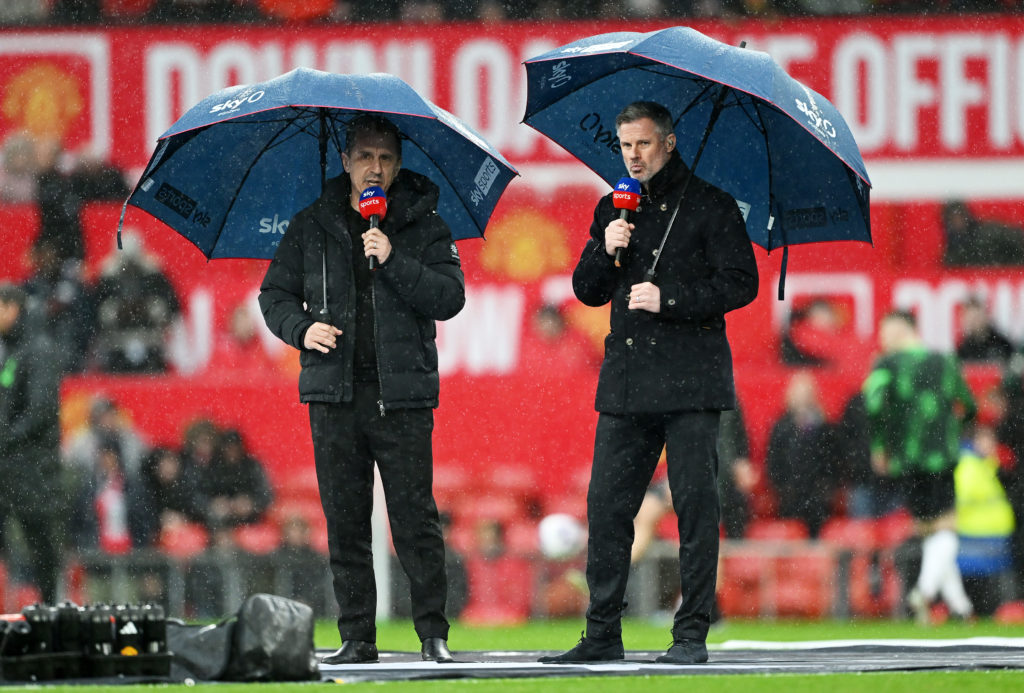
left=645, top=82, right=731, bottom=283
left=318, top=108, right=331, bottom=323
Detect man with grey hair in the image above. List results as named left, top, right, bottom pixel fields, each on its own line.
left=0, top=282, right=63, bottom=604
left=541, top=101, right=758, bottom=665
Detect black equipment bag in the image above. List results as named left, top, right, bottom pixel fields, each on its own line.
left=168, top=594, right=318, bottom=682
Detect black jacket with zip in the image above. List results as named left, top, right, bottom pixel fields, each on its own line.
left=259, top=169, right=465, bottom=409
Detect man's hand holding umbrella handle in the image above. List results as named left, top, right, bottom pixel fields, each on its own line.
left=363, top=228, right=392, bottom=266
left=604, top=218, right=633, bottom=258
left=628, top=282, right=661, bottom=313
left=304, top=322, right=343, bottom=353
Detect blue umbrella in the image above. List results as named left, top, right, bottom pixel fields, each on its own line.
left=523, top=27, right=871, bottom=294
left=121, top=68, right=518, bottom=258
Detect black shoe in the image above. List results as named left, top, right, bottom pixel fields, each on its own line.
left=655, top=639, right=708, bottom=664
left=421, top=637, right=454, bottom=662
left=538, top=632, right=624, bottom=663
left=321, top=640, right=379, bottom=664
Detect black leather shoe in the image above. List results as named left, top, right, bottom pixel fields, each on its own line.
left=321, top=640, right=379, bottom=664
left=421, top=637, right=454, bottom=662
left=655, top=639, right=708, bottom=664
left=538, top=632, right=624, bottom=663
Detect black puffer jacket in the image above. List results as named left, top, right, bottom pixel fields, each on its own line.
left=573, top=151, right=758, bottom=414
left=259, top=169, right=465, bottom=409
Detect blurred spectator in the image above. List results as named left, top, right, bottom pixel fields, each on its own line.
left=34, top=138, right=86, bottom=263
left=91, top=232, right=181, bottom=373
left=0, top=0, right=48, bottom=24
left=765, top=371, right=839, bottom=537
left=34, top=142, right=129, bottom=266
left=22, top=237, right=94, bottom=373
left=474, top=0, right=509, bottom=19
left=718, top=405, right=757, bottom=539
left=518, top=303, right=601, bottom=375
left=399, top=0, right=444, bottom=21
left=148, top=0, right=261, bottom=21
left=0, top=284, right=64, bottom=603
left=834, top=392, right=902, bottom=518
left=955, top=424, right=1017, bottom=616
left=780, top=296, right=872, bottom=371
left=50, top=0, right=102, bottom=22
left=100, top=0, right=158, bottom=22
left=64, top=396, right=149, bottom=482
left=70, top=439, right=143, bottom=554
left=272, top=514, right=329, bottom=612
left=942, top=200, right=1024, bottom=267
left=69, top=146, right=130, bottom=202
left=133, top=446, right=206, bottom=547
left=794, top=0, right=866, bottom=14
left=200, top=428, right=273, bottom=531
left=206, top=300, right=279, bottom=373
left=956, top=296, right=1014, bottom=363
left=181, top=417, right=219, bottom=479
left=0, top=133, right=42, bottom=202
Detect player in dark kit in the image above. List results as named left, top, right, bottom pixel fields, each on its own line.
left=863, top=310, right=976, bottom=622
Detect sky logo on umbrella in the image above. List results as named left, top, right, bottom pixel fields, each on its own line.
left=210, top=87, right=265, bottom=115
left=471, top=158, right=500, bottom=206
left=795, top=86, right=836, bottom=141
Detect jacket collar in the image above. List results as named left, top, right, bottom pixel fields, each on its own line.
left=643, top=150, right=689, bottom=201
left=312, top=169, right=441, bottom=240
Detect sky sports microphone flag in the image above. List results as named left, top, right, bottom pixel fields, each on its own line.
left=358, top=186, right=387, bottom=269
left=612, top=177, right=640, bottom=267
left=120, top=68, right=517, bottom=260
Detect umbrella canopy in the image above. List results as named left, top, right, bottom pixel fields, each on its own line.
left=523, top=27, right=871, bottom=253
left=124, top=68, right=518, bottom=259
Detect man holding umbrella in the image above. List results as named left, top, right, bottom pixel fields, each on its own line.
left=260, top=115, right=463, bottom=664
left=541, top=102, right=758, bottom=665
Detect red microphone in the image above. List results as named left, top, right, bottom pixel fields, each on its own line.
left=612, top=177, right=640, bottom=268
left=358, top=186, right=388, bottom=270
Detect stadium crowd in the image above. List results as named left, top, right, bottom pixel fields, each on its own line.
left=0, top=0, right=1020, bottom=25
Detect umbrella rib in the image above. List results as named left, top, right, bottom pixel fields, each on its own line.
left=750, top=100, right=780, bottom=251
left=207, top=109, right=312, bottom=256
left=402, top=126, right=483, bottom=238
left=675, top=81, right=718, bottom=122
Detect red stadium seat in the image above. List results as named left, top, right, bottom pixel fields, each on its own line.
left=745, top=518, right=810, bottom=541
left=452, top=494, right=525, bottom=526
left=504, top=520, right=540, bottom=556
left=274, top=466, right=321, bottom=505
left=233, top=522, right=281, bottom=555
left=874, top=510, right=916, bottom=548
left=820, top=517, right=879, bottom=550
left=158, top=522, right=209, bottom=559
left=718, top=551, right=768, bottom=617
left=432, top=464, right=472, bottom=512
left=487, top=464, right=538, bottom=505
left=460, top=556, right=534, bottom=625
left=773, top=552, right=835, bottom=617
left=541, top=495, right=587, bottom=523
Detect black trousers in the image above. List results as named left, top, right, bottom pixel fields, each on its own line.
left=309, top=386, right=449, bottom=643
left=585, top=410, right=721, bottom=642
